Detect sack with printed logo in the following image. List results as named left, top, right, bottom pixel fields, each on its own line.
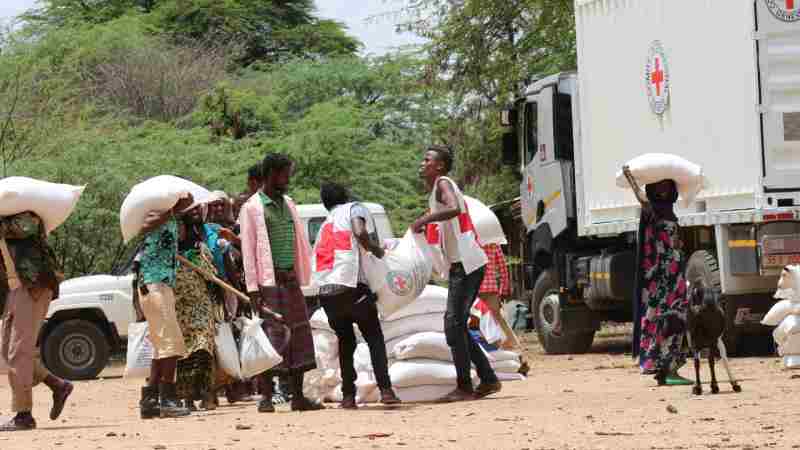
left=362, top=230, right=434, bottom=317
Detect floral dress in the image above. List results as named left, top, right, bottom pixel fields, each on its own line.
left=174, top=247, right=219, bottom=400
left=638, top=219, right=688, bottom=375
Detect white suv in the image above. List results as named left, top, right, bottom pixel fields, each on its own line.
left=39, top=203, right=395, bottom=380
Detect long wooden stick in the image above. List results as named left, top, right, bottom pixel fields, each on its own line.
left=622, top=165, right=648, bottom=206
left=176, top=254, right=283, bottom=321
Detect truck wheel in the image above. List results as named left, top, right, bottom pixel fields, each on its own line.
left=685, top=250, right=739, bottom=355
left=532, top=270, right=595, bottom=354
left=43, top=319, right=110, bottom=380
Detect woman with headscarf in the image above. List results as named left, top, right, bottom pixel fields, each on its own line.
left=173, top=206, right=224, bottom=411
left=632, top=179, right=691, bottom=386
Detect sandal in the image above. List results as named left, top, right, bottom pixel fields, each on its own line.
left=291, top=397, right=325, bottom=411
left=664, top=374, right=694, bottom=386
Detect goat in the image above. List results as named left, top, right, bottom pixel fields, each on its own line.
left=686, top=287, right=742, bottom=395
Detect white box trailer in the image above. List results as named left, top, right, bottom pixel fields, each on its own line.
left=501, top=0, right=800, bottom=355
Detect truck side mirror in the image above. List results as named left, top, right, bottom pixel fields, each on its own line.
left=502, top=132, right=519, bottom=166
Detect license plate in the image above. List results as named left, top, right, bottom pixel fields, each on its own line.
left=762, top=253, right=800, bottom=268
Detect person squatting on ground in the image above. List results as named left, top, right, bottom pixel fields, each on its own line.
left=239, top=152, right=324, bottom=413
left=312, top=182, right=401, bottom=409
left=479, top=242, right=529, bottom=374
left=137, top=195, right=195, bottom=419
left=632, top=179, right=691, bottom=386
left=412, top=145, right=502, bottom=403
left=0, top=212, right=74, bottom=431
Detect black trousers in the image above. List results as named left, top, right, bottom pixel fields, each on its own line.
left=445, top=263, right=498, bottom=390
left=320, top=285, right=392, bottom=397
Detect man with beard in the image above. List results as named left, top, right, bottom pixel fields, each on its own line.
left=238, top=153, right=324, bottom=413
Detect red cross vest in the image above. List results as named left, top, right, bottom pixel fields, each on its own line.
left=312, top=202, right=369, bottom=289
left=426, top=176, right=488, bottom=277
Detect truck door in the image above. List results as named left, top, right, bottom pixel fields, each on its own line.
left=520, top=100, right=539, bottom=230
left=756, top=0, right=800, bottom=190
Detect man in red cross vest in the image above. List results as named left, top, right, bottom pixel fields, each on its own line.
left=312, top=182, right=401, bottom=409
left=412, top=145, right=501, bottom=403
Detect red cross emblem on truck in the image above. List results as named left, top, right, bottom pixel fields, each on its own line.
left=645, top=40, right=670, bottom=115
left=650, top=57, right=664, bottom=97
left=393, top=275, right=407, bottom=291
left=765, top=0, right=800, bottom=22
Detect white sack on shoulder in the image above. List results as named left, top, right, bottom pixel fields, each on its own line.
left=124, top=322, right=153, bottom=379
left=464, top=196, right=506, bottom=246
left=363, top=229, right=434, bottom=318
left=120, top=175, right=211, bottom=243
left=0, top=177, right=85, bottom=234
left=615, top=153, right=705, bottom=207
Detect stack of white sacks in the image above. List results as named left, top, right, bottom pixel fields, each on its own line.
left=304, top=285, right=526, bottom=404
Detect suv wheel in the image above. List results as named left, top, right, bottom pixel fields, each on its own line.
left=43, top=319, right=110, bottom=380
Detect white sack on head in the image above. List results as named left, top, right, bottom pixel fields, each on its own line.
left=0, top=177, right=85, bottom=234
left=363, top=229, right=434, bottom=318
left=120, top=175, right=212, bottom=243
left=464, top=196, right=506, bottom=245
left=615, top=153, right=705, bottom=207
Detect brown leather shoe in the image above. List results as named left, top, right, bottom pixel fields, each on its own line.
left=341, top=394, right=358, bottom=409
left=474, top=381, right=502, bottom=398
left=437, top=388, right=475, bottom=403
left=50, top=381, right=73, bottom=420
left=0, top=416, right=36, bottom=432
left=380, top=388, right=402, bottom=405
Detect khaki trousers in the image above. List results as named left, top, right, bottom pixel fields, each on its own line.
left=0, top=286, right=54, bottom=412
left=482, top=293, right=523, bottom=351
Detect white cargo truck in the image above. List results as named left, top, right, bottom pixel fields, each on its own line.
left=39, top=203, right=395, bottom=380
left=501, top=0, right=800, bottom=354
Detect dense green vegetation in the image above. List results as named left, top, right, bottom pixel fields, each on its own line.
left=0, top=0, right=574, bottom=278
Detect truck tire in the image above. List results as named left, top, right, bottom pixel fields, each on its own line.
left=685, top=250, right=739, bottom=355
left=532, top=270, right=595, bottom=354
left=43, top=319, right=110, bottom=380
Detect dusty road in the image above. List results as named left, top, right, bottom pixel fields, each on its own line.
left=2, top=329, right=799, bottom=450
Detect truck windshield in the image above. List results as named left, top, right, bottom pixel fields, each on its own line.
left=525, top=102, right=538, bottom=165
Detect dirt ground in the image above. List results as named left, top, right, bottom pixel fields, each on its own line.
left=2, top=327, right=799, bottom=450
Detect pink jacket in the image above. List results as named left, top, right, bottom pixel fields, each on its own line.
left=238, top=193, right=311, bottom=292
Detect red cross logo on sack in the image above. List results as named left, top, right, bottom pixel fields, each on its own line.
left=386, top=270, right=413, bottom=296
left=765, top=0, right=800, bottom=22
left=645, top=41, right=670, bottom=116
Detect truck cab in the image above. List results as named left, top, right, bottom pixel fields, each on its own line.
left=39, top=202, right=394, bottom=380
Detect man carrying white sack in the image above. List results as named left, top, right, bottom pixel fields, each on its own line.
left=136, top=194, right=195, bottom=419
left=0, top=212, right=73, bottom=431
left=312, top=182, right=401, bottom=409
left=412, top=144, right=501, bottom=403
